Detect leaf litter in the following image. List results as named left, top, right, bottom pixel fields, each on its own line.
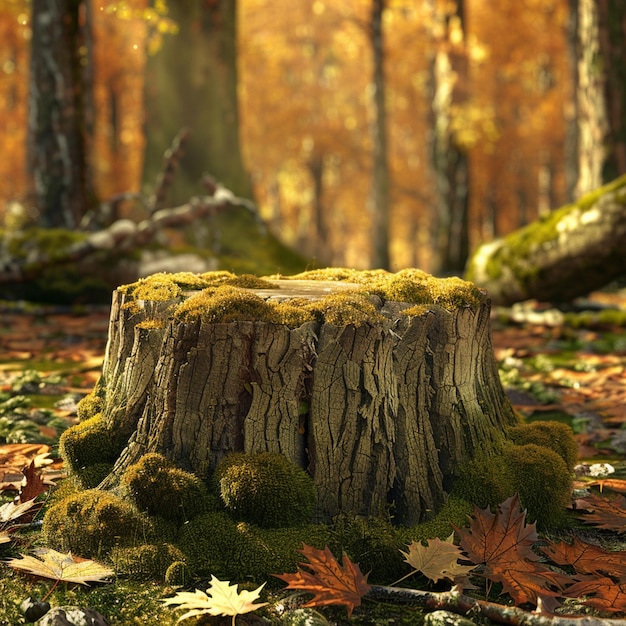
left=2, top=296, right=626, bottom=622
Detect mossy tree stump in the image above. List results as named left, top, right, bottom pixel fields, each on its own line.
left=94, top=269, right=517, bottom=525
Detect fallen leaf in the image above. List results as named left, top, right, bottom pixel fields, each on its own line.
left=6, top=548, right=114, bottom=585
left=274, top=544, right=371, bottom=617
left=455, top=495, right=568, bottom=609
left=400, top=535, right=475, bottom=583
left=19, top=460, right=47, bottom=502
left=541, top=536, right=626, bottom=578
left=564, top=577, right=626, bottom=614
left=0, top=498, right=37, bottom=524
left=162, top=576, right=267, bottom=623
left=574, top=493, right=626, bottom=533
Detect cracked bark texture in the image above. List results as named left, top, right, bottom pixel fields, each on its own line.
left=97, top=283, right=516, bottom=524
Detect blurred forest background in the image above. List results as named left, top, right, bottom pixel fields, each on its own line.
left=0, top=0, right=625, bottom=277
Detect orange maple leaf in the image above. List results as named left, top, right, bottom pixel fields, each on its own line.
left=574, top=493, right=626, bottom=533
left=564, top=577, right=626, bottom=614
left=455, top=494, right=568, bottom=608
left=541, top=536, right=626, bottom=578
left=274, top=544, right=371, bottom=617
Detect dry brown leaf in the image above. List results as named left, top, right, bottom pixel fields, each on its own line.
left=456, top=495, right=568, bottom=609
left=541, top=536, right=626, bottom=578
left=6, top=548, right=114, bottom=585
left=274, top=544, right=371, bottom=617
left=574, top=493, right=626, bottom=533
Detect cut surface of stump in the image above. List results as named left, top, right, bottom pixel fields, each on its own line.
left=94, top=268, right=517, bottom=525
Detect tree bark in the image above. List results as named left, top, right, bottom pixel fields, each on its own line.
left=95, top=273, right=517, bottom=525
left=465, top=174, right=626, bottom=306
left=28, top=0, right=96, bottom=228
left=370, top=0, right=391, bottom=270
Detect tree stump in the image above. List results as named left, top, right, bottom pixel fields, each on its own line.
left=94, top=269, right=517, bottom=525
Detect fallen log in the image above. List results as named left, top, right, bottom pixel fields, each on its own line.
left=465, top=174, right=626, bottom=306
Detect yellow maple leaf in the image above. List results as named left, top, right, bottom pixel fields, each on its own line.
left=400, top=534, right=475, bottom=583
left=6, top=548, right=114, bottom=585
left=162, top=575, right=268, bottom=625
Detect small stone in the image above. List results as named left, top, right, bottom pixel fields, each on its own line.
left=424, top=609, right=477, bottom=626
left=37, top=606, right=110, bottom=626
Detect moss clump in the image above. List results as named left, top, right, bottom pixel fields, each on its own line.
left=119, top=271, right=217, bottom=302
left=216, top=452, right=316, bottom=528
left=75, top=392, right=104, bottom=422
left=74, top=462, right=113, bottom=489
left=164, top=560, right=191, bottom=586
left=42, top=489, right=148, bottom=558
left=401, top=496, right=474, bottom=545
left=451, top=452, right=511, bottom=511
left=58, top=414, right=123, bottom=475
left=452, top=442, right=572, bottom=529
left=504, top=443, right=572, bottom=528
left=174, top=286, right=278, bottom=324
left=331, top=514, right=405, bottom=584
left=111, top=543, right=186, bottom=581
left=233, top=523, right=332, bottom=585
left=507, top=421, right=578, bottom=471
left=177, top=511, right=244, bottom=578
left=223, top=274, right=278, bottom=289
left=121, top=453, right=213, bottom=524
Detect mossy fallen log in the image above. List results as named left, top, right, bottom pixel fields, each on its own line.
left=465, top=174, right=626, bottom=306
left=83, top=268, right=517, bottom=525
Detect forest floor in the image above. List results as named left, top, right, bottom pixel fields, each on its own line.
left=0, top=291, right=626, bottom=625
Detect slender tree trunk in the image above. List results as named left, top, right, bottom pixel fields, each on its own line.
left=429, top=0, right=469, bottom=275
left=597, top=0, right=626, bottom=181
left=572, top=0, right=609, bottom=196
left=142, top=0, right=252, bottom=205
left=28, top=0, right=96, bottom=228
left=370, top=0, right=391, bottom=270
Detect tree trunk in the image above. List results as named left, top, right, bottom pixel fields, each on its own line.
left=370, top=0, right=391, bottom=270
left=28, top=0, right=96, bottom=228
left=142, top=0, right=253, bottom=205
left=95, top=271, right=517, bottom=525
left=465, top=173, right=626, bottom=306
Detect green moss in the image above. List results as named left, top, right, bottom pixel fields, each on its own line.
left=42, top=489, right=149, bottom=558
left=215, top=452, right=316, bottom=528
left=234, top=522, right=332, bottom=585
left=288, top=267, right=486, bottom=310
left=121, top=453, right=214, bottom=524
left=451, top=442, right=572, bottom=529
left=507, top=421, right=578, bottom=471
left=177, top=511, right=244, bottom=577
left=223, top=274, right=278, bottom=289
left=305, top=291, right=384, bottom=326
left=174, top=286, right=279, bottom=324
left=401, top=497, right=474, bottom=544
left=331, top=514, right=406, bottom=584
left=164, top=560, right=191, bottom=586
left=450, top=450, right=511, bottom=510
left=75, top=392, right=104, bottom=422
left=111, top=543, right=186, bottom=581
left=74, top=462, right=114, bottom=489
left=503, top=442, right=572, bottom=529
left=58, top=414, right=124, bottom=475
